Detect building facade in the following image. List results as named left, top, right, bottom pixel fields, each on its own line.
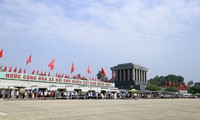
left=111, top=63, right=148, bottom=90
left=0, top=71, right=117, bottom=93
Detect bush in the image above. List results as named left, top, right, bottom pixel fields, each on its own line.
left=195, top=93, right=200, bottom=98
left=188, top=85, right=200, bottom=94
left=165, top=87, right=179, bottom=92
left=145, top=84, right=161, bottom=91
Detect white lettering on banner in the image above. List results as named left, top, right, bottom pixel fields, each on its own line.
left=23, top=75, right=36, bottom=80
left=64, top=79, right=70, bottom=83
left=49, top=77, right=54, bottom=82
left=1, top=72, right=114, bottom=87
left=6, top=73, right=21, bottom=79
left=72, top=80, right=82, bottom=84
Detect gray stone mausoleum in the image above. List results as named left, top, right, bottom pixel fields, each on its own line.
left=111, top=63, right=148, bottom=90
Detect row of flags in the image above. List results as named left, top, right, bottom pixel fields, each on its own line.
left=2, top=66, right=104, bottom=81
left=3, top=66, right=27, bottom=74
left=0, top=48, right=109, bottom=78
left=164, top=81, right=188, bottom=90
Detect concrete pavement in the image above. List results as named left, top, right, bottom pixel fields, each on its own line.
left=0, top=99, right=200, bottom=120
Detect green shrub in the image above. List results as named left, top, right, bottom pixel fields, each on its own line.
left=165, top=87, right=179, bottom=92
left=195, top=93, right=200, bottom=98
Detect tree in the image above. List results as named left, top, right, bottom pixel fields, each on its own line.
left=96, top=71, right=108, bottom=81
left=165, top=74, right=184, bottom=84
left=148, top=74, right=185, bottom=87
left=165, top=87, right=179, bottom=92
left=145, top=84, right=161, bottom=91
left=188, top=83, right=200, bottom=94
left=187, top=81, right=194, bottom=87
left=148, top=76, right=165, bottom=86
left=194, top=82, right=200, bottom=86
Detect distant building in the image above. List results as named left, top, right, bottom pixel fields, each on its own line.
left=111, top=63, right=148, bottom=91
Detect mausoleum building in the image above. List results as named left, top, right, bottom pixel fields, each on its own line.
left=111, top=63, right=148, bottom=90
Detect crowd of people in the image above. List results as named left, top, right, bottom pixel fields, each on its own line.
left=0, top=88, right=195, bottom=100
left=0, top=88, right=119, bottom=100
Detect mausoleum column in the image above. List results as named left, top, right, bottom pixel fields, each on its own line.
left=132, top=69, right=135, bottom=81
left=144, top=71, right=147, bottom=82
left=138, top=70, right=141, bottom=82
left=127, top=69, right=130, bottom=81
left=123, top=69, right=126, bottom=81
left=115, top=70, right=118, bottom=81
left=141, top=71, right=144, bottom=82
left=136, top=69, right=138, bottom=81
left=119, top=70, right=122, bottom=81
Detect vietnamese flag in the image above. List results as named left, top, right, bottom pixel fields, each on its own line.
left=18, top=68, right=22, bottom=73
left=87, top=65, right=92, bottom=74
left=36, top=70, right=39, bottom=75
left=48, top=72, right=50, bottom=76
left=64, top=74, right=67, bottom=78
left=71, top=63, right=75, bottom=73
left=0, top=49, right=3, bottom=58
left=43, top=71, right=46, bottom=76
left=14, top=67, right=17, bottom=72
left=26, top=54, right=32, bottom=65
left=101, top=68, right=106, bottom=76
left=32, top=70, right=35, bottom=74
left=62, top=74, right=64, bottom=78
left=8, top=66, right=12, bottom=72
left=48, top=59, right=55, bottom=70
left=24, top=68, right=26, bottom=74
left=3, top=66, right=7, bottom=72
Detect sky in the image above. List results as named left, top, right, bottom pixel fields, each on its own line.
left=0, top=0, right=200, bottom=83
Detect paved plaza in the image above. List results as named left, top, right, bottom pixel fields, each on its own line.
left=0, top=99, right=200, bottom=120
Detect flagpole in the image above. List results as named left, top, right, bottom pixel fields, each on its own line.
left=0, top=57, right=2, bottom=71
left=70, top=62, right=75, bottom=93
left=0, top=59, right=2, bottom=71
left=88, top=73, right=90, bottom=92
left=0, top=49, right=3, bottom=71
left=70, top=73, right=73, bottom=93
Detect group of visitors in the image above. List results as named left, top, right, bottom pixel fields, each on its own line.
left=0, top=88, right=118, bottom=100
left=0, top=88, right=195, bottom=100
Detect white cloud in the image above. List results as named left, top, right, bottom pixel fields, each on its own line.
left=0, top=0, right=200, bottom=81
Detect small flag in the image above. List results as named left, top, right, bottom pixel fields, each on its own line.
left=0, top=49, right=3, bottom=58
left=24, top=68, right=26, bottom=74
left=36, top=70, right=39, bottom=75
left=9, top=66, right=12, bottom=72
left=18, top=68, right=22, bottom=73
left=101, top=68, right=106, bottom=76
left=87, top=65, right=92, bottom=74
left=26, top=54, right=32, bottom=65
left=62, top=74, right=64, bottom=78
left=43, top=71, right=46, bottom=76
left=65, top=74, right=67, bottom=78
left=48, top=59, right=55, bottom=70
left=71, top=63, right=75, bottom=73
left=3, top=66, right=7, bottom=72
left=32, top=70, right=35, bottom=74
left=14, top=67, right=17, bottom=72
left=48, top=72, right=50, bottom=76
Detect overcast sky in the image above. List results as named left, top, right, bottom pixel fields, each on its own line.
left=0, top=0, right=200, bottom=83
